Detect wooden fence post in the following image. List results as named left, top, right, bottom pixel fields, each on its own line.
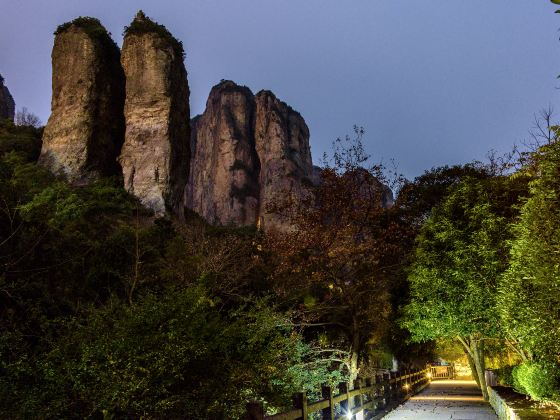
left=391, top=372, right=399, bottom=400
left=245, top=402, right=264, bottom=420
left=354, top=377, right=363, bottom=412
left=294, top=392, right=308, bottom=419
left=383, top=372, right=391, bottom=405
left=339, top=382, right=349, bottom=417
left=365, top=377, right=374, bottom=414
left=321, top=385, right=334, bottom=420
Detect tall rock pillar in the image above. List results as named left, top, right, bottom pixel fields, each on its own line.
left=119, top=11, right=190, bottom=215
left=39, top=18, right=125, bottom=183
left=254, top=90, right=313, bottom=231
left=185, top=81, right=259, bottom=226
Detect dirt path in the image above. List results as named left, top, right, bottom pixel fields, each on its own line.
left=382, top=380, right=497, bottom=419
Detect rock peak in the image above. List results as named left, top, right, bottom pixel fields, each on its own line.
left=39, top=19, right=125, bottom=183
left=186, top=81, right=314, bottom=231
left=186, top=80, right=259, bottom=226
left=0, top=73, right=15, bottom=122
left=119, top=14, right=190, bottom=216
left=135, top=10, right=147, bottom=21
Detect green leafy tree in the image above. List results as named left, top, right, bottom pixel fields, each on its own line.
left=3, top=286, right=345, bottom=418
left=499, top=138, right=560, bottom=372
left=402, top=175, right=527, bottom=399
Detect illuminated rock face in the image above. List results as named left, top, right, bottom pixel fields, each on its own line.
left=39, top=21, right=125, bottom=184
left=186, top=81, right=259, bottom=226
left=186, top=82, right=314, bottom=231
left=119, top=12, right=190, bottom=216
left=254, top=90, right=313, bottom=231
left=0, top=74, right=15, bottom=121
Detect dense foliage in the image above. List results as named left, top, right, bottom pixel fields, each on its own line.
left=512, top=361, right=560, bottom=403
left=0, top=121, right=345, bottom=418
left=402, top=131, right=560, bottom=403
left=499, top=139, right=560, bottom=364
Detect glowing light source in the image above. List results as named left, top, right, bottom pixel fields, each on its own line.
left=403, top=383, right=410, bottom=391
left=346, top=412, right=353, bottom=420
left=426, top=372, right=432, bottom=379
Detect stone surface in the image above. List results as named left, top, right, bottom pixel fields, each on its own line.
left=119, top=11, right=190, bottom=215
left=488, top=386, right=559, bottom=419
left=186, top=81, right=259, bottom=225
left=344, top=167, right=394, bottom=209
left=0, top=74, right=15, bottom=121
left=254, top=90, right=313, bottom=231
left=383, top=380, right=498, bottom=419
left=39, top=19, right=125, bottom=184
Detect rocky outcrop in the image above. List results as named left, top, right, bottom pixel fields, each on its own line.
left=185, top=83, right=314, bottom=230
left=39, top=17, right=125, bottom=184
left=344, top=168, right=394, bottom=209
left=0, top=74, right=15, bottom=121
left=254, top=90, right=313, bottom=230
left=186, top=81, right=259, bottom=225
left=119, top=11, right=190, bottom=215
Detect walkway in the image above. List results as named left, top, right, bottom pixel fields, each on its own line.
left=383, top=380, right=497, bottom=419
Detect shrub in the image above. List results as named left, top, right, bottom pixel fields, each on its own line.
left=512, top=361, right=560, bottom=402
left=493, top=365, right=516, bottom=387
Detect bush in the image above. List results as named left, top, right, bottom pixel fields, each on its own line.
left=0, top=119, right=42, bottom=161
left=512, top=361, right=560, bottom=402
left=493, top=365, right=516, bottom=387
left=1, top=286, right=346, bottom=418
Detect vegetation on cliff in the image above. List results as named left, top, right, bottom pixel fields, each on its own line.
left=55, top=17, right=120, bottom=60
left=124, top=10, right=185, bottom=59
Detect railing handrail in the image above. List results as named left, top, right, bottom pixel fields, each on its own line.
left=247, top=368, right=431, bottom=420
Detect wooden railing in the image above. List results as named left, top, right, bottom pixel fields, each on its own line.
left=429, top=364, right=455, bottom=380
left=246, top=368, right=430, bottom=420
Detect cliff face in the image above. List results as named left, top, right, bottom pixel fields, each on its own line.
left=254, top=90, right=313, bottom=231
left=39, top=18, right=125, bottom=184
left=0, top=75, right=15, bottom=121
left=185, top=83, right=313, bottom=231
left=186, top=81, right=259, bottom=225
left=119, top=12, right=190, bottom=216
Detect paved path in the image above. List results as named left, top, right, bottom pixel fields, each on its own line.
left=383, top=380, right=497, bottom=419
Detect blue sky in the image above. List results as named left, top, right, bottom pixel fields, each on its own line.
left=1, top=1, right=559, bottom=179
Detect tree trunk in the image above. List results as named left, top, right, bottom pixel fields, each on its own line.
left=471, top=338, right=488, bottom=401
left=463, top=347, right=480, bottom=387
left=348, top=317, right=360, bottom=383
left=457, top=335, right=488, bottom=401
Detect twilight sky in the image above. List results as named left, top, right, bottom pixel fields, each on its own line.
left=1, top=1, right=559, bottom=179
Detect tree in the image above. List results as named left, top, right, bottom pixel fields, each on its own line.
left=499, top=137, right=560, bottom=364
left=265, top=128, right=405, bottom=379
left=15, top=107, right=42, bottom=128
left=402, top=174, right=528, bottom=400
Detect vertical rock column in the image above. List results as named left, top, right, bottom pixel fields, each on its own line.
left=39, top=18, right=125, bottom=183
left=185, top=81, right=259, bottom=225
left=0, top=74, right=15, bottom=121
left=254, top=90, right=313, bottom=231
left=119, top=11, right=190, bottom=215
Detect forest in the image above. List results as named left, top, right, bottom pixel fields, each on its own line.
left=0, top=111, right=559, bottom=418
